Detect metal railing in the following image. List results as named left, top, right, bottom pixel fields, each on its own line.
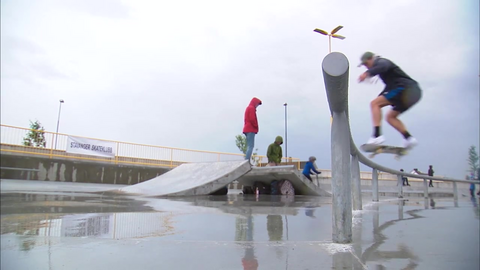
left=322, top=52, right=479, bottom=244
left=0, top=124, right=301, bottom=169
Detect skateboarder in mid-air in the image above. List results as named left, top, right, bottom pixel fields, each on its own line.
left=358, top=52, right=422, bottom=149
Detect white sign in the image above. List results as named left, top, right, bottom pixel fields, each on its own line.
left=66, top=136, right=116, bottom=158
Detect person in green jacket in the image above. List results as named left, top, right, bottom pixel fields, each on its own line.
left=267, top=136, right=283, bottom=166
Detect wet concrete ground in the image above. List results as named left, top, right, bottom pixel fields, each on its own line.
left=1, top=180, right=479, bottom=270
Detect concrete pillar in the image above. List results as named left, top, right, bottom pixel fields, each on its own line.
left=397, top=175, right=403, bottom=198
left=330, top=111, right=352, bottom=243
left=322, top=52, right=352, bottom=244
left=423, top=179, right=428, bottom=198
left=372, top=168, right=379, bottom=202
left=351, top=154, right=362, bottom=210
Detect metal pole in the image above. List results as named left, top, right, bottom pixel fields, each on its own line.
left=351, top=154, right=362, bottom=210
left=398, top=200, right=404, bottom=220
left=54, top=99, right=64, bottom=149
left=423, top=178, right=428, bottom=198
left=397, top=174, right=403, bottom=198
left=453, top=181, right=458, bottom=207
left=372, top=168, right=379, bottom=202
left=373, top=202, right=379, bottom=232
left=284, top=103, right=288, bottom=162
left=328, top=35, right=331, bottom=53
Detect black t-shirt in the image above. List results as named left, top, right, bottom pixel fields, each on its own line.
left=367, top=57, right=417, bottom=93
left=428, top=168, right=434, bottom=176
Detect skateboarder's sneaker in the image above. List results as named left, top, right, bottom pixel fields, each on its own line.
left=402, top=137, right=418, bottom=149
left=366, top=135, right=385, bottom=145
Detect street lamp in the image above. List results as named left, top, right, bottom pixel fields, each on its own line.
left=283, top=103, right=288, bottom=162
left=55, top=99, right=65, bottom=149
left=314, top=26, right=345, bottom=124
left=313, top=25, right=346, bottom=53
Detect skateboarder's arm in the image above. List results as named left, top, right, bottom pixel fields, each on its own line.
left=366, top=58, right=391, bottom=77
left=305, top=162, right=320, bottom=175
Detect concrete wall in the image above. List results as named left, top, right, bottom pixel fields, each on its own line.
left=0, top=153, right=170, bottom=185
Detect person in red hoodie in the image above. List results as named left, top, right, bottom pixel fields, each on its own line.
left=243, top=97, right=262, bottom=162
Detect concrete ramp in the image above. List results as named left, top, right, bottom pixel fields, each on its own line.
left=118, top=160, right=251, bottom=197
left=237, top=165, right=332, bottom=196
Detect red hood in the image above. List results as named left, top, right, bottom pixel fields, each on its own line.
left=249, top=98, right=262, bottom=107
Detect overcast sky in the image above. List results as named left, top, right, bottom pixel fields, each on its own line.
left=1, top=0, right=479, bottom=178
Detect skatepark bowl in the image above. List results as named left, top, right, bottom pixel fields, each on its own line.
left=0, top=179, right=479, bottom=270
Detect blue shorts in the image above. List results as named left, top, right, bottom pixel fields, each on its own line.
left=381, top=84, right=422, bottom=113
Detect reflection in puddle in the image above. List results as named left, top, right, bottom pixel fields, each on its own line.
left=1, top=189, right=476, bottom=270
left=2, top=212, right=178, bottom=240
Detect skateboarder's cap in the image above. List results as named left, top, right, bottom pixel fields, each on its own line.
left=358, top=51, right=375, bottom=67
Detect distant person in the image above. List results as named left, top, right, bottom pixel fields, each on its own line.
left=266, top=136, right=283, bottom=166
left=302, top=156, right=321, bottom=182
left=428, top=165, right=434, bottom=187
left=357, top=52, right=421, bottom=149
left=400, top=169, right=410, bottom=186
left=469, top=173, right=476, bottom=198
left=243, top=97, right=262, bottom=162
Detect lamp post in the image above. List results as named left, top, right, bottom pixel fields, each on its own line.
left=313, top=25, right=346, bottom=53
left=314, top=26, right=345, bottom=124
left=283, top=103, right=288, bottom=162
left=55, top=99, right=64, bottom=149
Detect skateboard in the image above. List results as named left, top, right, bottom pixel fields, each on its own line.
left=360, top=144, right=408, bottom=160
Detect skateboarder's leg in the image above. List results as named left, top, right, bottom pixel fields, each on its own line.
left=386, top=104, right=418, bottom=148
left=386, top=109, right=418, bottom=148
left=367, top=96, right=391, bottom=144
left=388, top=84, right=422, bottom=148
left=370, top=96, right=391, bottom=127
left=386, top=110, right=408, bottom=134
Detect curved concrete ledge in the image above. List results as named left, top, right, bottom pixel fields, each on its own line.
left=236, top=165, right=332, bottom=197
left=116, top=160, right=251, bottom=197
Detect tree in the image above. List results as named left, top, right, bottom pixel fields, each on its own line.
left=235, top=134, right=259, bottom=165
left=467, top=145, right=479, bottom=179
left=22, top=120, right=47, bottom=148
left=235, top=134, right=247, bottom=154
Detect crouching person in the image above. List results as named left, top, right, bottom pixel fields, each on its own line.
left=303, top=156, right=321, bottom=181
left=266, top=136, right=283, bottom=166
